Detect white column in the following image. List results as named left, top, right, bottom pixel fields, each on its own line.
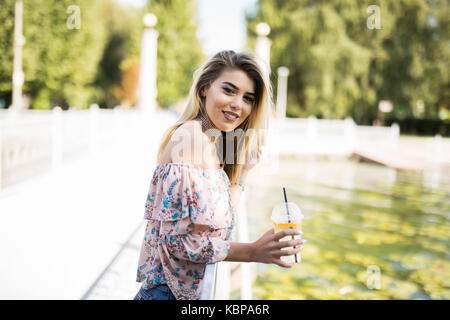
left=307, top=116, right=318, bottom=145
left=214, top=262, right=230, bottom=300
left=255, top=22, right=271, bottom=77
left=89, top=103, right=99, bottom=159
left=237, top=190, right=252, bottom=300
left=11, top=0, right=25, bottom=110
left=52, top=106, right=63, bottom=172
left=137, top=13, right=158, bottom=114
left=390, top=122, right=399, bottom=148
left=276, top=67, right=289, bottom=119
left=0, top=123, right=3, bottom=192
left=344, top=117, right=356, bottom=153
left=432, top=134, right=442, bottom=163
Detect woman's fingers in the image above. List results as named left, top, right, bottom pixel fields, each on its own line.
left=272, top=229, right=301, bottom=241
left=254, top=228, right=305, bottom=267
left=244, top=148, right=263, bottom=170
left=274, top=247, right=301, bottom=258
left=273, top=258, right=294, bottom=268
left=273, top=239, right=303, bottom=250
left=262, top=228, right=275, bottom=238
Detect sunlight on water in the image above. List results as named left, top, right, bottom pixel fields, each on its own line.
left=245, top=156, right=450, bottom=300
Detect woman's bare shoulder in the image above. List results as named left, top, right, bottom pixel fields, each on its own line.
left=161, top=120, right=218, bottom=169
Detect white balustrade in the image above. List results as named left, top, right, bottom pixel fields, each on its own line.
left=268, top=116, right=400, bottom=156
left=0, top=106, right=144, bottom=190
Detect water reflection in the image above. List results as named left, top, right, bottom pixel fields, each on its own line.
left=246, top=156, right=450, bottom=300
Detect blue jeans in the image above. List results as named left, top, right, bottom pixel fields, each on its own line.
left=133, top=284, right=177, bottom=300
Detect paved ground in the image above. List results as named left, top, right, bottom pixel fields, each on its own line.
left=83, top=221, right=146, bottom=300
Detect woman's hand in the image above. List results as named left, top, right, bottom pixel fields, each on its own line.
left=242, top=147, right=263, bottom=173
left=250, top=228, right=304, bottom=268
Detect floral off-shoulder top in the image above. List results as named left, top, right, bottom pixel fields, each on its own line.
left=136, top=162, right=235, bottom=300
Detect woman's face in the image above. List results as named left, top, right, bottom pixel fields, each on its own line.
left=203, top=68, right=255, bottom=132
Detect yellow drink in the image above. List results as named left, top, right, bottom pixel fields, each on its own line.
left=271, top=202, right=304, bottom=265
left=272, top=222, right=302, bottom=233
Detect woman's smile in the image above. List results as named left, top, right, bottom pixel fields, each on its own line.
left=222, top=110, right=240, bottom=122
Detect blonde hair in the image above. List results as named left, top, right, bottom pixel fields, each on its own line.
left=157, top=50, right=273, bottom=184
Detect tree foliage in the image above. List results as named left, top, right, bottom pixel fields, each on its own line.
left=246, top=0, right=449, bottom=124
left=93, top=2, right=144, bottom=108
left=146, top=0, right=205, bottom=108
left=0, top=0, right=204, bottom=110
left=0, top=0, right=109, bottom=109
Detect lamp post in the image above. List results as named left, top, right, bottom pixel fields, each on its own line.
left=11, top=0, right=25, bottom=110
left=137, top=13, right=158, bottom=114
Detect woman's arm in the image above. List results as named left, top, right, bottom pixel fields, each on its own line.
left=223, top=241, right=254, bottom=262
left=224, top=229, right=303, bottom=267
left=225, top=164, right=304, bottom=267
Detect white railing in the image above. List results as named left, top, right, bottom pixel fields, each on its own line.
left=199, top=264, right=217, bottom=300
left=0, top=105, right=141, bottom=191
left=269, top=116, right=399, bottom=155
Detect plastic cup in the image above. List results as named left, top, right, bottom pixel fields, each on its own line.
left=271, top=202, right=304, bottom=265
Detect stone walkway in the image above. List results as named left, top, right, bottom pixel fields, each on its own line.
left=83, top=221, right=145, bottom=300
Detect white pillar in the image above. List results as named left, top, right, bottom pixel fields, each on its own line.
left=276, top=67, right=289, bottom=119
left=52, top=106, right=63, bottom=172
left=137, top=13, right=158, bottom=114
left=237, top=190, right=252, bottom=299
left=307, top=116, right=318, bottom=145
left=344, top=117, right=356, bottom=153
left=255, top=22, right=271, bottom=77
left=0, top=123, right=3, bottom=192
left=214, top=262, right=230, bottom=300
left=89, top=104, right=99, bottom=159
left=432, top=134, right=442, bottom=163
left=390, top=122, right=399, bottom=148
left=11, top=0, right=25, bottom=110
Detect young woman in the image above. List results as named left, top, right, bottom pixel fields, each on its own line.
left=134, top=50, right=303, bottom=300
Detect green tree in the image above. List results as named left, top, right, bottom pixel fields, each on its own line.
left=146, top=0, right=204, bottom=108
left=246, top=0, right=449, bottom=124
left=23, top=0, right=109, bottom=109
left=0, top=0, right=109, bottom=109
left=93, top=2, right=144, bottom=108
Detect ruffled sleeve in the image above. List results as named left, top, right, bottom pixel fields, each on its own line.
left=144, top=163, right=234, bottom=264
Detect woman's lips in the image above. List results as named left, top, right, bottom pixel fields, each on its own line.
left=222, top=111, right=239, bottom=122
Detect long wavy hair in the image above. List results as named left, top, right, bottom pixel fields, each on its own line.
left=156, top=50, right=273, bottom=184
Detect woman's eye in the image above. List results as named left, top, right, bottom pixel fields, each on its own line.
left=223, top=87, right=234, bottom=94
left=245, top=96, right=254, bottom=103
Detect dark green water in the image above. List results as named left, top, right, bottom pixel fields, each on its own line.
left=243, top=156, right=450, bottom=300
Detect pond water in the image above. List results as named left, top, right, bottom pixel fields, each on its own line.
left=242, top=155, right=450, bottom=300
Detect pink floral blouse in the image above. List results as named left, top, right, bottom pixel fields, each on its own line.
left=136, top=163, right=235, bottom=300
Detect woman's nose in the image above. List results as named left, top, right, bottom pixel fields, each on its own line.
left=230, top=95, right=243, bottom=109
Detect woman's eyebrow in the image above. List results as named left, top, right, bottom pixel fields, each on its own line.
left=222, top=81, right=255, bottom=96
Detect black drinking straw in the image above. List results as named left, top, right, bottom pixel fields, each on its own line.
left=283, top=187, right=298, bottom=263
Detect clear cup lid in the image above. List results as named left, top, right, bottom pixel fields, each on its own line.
left=271, top=202, right=303, bottom=223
